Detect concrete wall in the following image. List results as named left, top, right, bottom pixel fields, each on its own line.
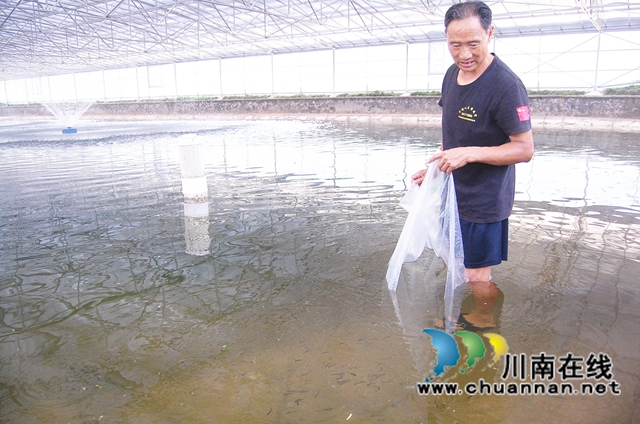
left=86, top=96, right=445, bottom=117
left=530, top=96, right=640, bottom=119
left=1, top=95, right=639, bottom=119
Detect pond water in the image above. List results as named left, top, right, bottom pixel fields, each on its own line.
left=0, top=119, right=638, bottom=423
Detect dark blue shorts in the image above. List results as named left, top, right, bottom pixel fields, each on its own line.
left=459, top=218, right=509, bottom=269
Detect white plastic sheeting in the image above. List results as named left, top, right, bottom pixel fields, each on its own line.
left=386, top=160, right=467, bottom=303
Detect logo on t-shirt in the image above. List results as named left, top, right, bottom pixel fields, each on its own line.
left=516, top=105, right=530, bottom=121
left=458, top=106, right=477, bottom=123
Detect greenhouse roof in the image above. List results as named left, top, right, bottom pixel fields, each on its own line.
left=1, top=0, right=638, bottom=81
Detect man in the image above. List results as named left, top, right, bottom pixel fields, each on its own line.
left=412, top=1, right=534, bottom=283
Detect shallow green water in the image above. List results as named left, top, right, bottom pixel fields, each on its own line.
left=0, top=119, right=638, bottom=423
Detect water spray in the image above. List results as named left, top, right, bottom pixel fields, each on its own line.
left=42, top=101, right=94, bottom=133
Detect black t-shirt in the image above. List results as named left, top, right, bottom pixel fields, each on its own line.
left=439, top=54, right=532, bottom=223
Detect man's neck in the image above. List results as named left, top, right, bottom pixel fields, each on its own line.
left=457, top=54, right=495, bottom=86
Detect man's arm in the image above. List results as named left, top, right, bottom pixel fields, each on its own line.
left=427, top=130, right=534, bottom=175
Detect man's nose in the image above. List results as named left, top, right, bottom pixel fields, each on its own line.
left=459, top=46, right=472, bottom=59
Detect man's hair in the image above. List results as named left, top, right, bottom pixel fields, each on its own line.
left=444, top=1, right=493, bottom=32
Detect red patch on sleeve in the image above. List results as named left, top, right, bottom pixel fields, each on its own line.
left=516, top=105, right=530, bottom=122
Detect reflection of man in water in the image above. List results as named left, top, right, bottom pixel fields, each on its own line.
left=412, top=1, right=534, bottom=283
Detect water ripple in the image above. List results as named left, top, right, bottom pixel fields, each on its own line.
left=1, top=120, right=639, bottom=423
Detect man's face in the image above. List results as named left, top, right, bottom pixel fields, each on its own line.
left=445, top=16, right=493, bottom=77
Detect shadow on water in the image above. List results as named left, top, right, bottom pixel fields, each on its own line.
left=0, top=120, right=638, bottom=423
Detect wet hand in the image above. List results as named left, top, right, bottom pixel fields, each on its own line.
left=428, top=147, right=472, bottom=174
left=411, top=169, right=428, bottom=186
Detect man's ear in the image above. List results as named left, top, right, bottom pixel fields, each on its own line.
left=487, top=24, right=495, bottom=40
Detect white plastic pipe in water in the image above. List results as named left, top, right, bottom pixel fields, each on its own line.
left=179, top=134, right=211, bottom=256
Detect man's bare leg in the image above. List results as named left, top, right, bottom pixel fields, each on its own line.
left=462, top=279, right=501, bottom=329
left=436, top=266, right=494, bottom=330
left=466, top=266, right=492, bottom=283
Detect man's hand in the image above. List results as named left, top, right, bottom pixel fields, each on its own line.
left=427, top=147, right=473, bottom=174
left=411, top=168, right=428, bottom=186
left=426, top=130, right=534, bottom=174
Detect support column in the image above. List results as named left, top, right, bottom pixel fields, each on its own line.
left=405, top=43, right=409, bottom=94
left=174, top=63, right=179, bottom=98
left=102, top=70, right=107, bottom=102
left=594, top=32, right=602, bottom=92
left=537, top=36, right=542, bottom=91
left=332, top=48, right=336, bottom=96
left=73, top=73, right=78, bottom=102
left=219, top=58, right=223, bottom=98
left=427, top=42, right=431, bottom=91
left=136, top=67, right=140, bottom=101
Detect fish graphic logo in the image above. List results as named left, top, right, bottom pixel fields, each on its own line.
left=422, top=328, right=508, bottom=380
